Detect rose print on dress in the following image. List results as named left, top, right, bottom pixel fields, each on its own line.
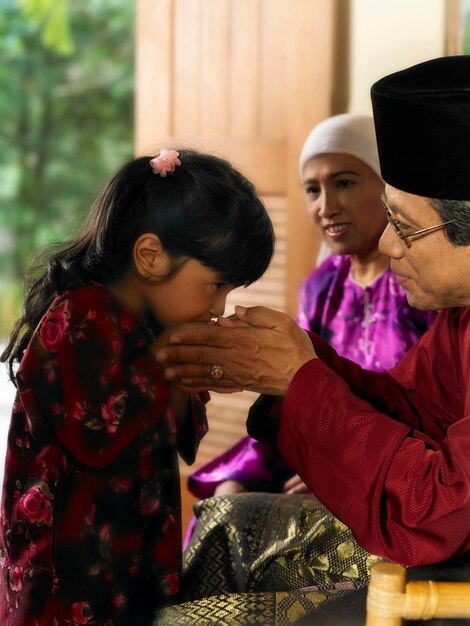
left=131, top=373, right=156, bottom=399
left=39, top=300, right=70, bottom=352
left=72, top=393, right=127, bottom=435
left=101, top=392, right=127, bottom=435
left=70, top=601, right=93, bottom=625
left=112, top=593, right=127, bottom=611
left=139, top=481, right=161, bottom=516
left=18, top=483, right=54, bottom=527
left=8, top=565, right=23, bottom=592
left=162, top=573, right=179, bottom=596
left=71, top=401, right=87, bottom=426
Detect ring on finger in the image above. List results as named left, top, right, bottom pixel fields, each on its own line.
left=209, top=365, right=224, bottom=380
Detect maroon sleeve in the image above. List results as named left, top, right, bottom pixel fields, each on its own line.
left=277, top=310, right=470, bottom=566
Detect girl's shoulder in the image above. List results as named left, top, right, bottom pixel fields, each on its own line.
left=48, top=282, right=113, bottom=317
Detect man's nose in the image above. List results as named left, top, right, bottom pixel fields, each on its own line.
left=379, top=223, right=404, bottom=259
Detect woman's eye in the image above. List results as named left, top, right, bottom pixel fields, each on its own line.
left=212, top=283, right=224, bottom=292
left=337, top=179, right=355, bottom=188
left=305, top=185, right=319, bottom=196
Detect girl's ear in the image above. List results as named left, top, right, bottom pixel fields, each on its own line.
left=133, top=233, right=171, bottom=280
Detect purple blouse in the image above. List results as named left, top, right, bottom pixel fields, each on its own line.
left=296, top=254, right=435, bottom=370
left=187, top=255, right=435, bottom=502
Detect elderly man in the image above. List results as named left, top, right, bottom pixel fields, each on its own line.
left=157, top=55, right=470, bottom=569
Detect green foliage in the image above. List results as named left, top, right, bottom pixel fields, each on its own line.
left=0, top=0, right=134, bottom=338
left=0, top=280, right=24, bottom=343
left=19, top=0, right=74, bottom=55
left=464, top=0, right=470, bottom=54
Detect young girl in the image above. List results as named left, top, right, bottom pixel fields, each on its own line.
left=0, top=149, right=274, bottom=626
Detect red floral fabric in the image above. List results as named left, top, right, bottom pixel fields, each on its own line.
left=0, top=284, right=208, bottom=625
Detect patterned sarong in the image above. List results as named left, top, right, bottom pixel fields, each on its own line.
left=155, top=493, right=381, bottom=624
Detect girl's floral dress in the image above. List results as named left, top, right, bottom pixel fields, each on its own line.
left=0, top=284, right=208, bottom=625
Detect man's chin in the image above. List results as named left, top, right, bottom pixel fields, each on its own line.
left=405, top=290, right=440, bottom=311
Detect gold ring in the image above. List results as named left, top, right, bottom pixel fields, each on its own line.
left=209, top=365, right=224, bottom=380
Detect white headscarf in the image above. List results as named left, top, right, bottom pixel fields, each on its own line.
left=299, top=113, right=382, bottom=180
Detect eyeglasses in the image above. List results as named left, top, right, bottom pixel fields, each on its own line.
left=381, top=194, right=453, bottom=248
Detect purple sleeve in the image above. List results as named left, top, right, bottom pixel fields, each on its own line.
left=187, top=435, right=291, bottom=499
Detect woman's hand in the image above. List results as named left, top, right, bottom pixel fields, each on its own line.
left=156, top=306, right=317, bottom=395
left=214, top=480, right=247, bottom=496
left=282, top=474, right=310, bottom=494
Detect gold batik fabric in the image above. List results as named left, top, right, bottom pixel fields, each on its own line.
left=154, top=586, right=355, bottom=625
left=182, top=493, right=380, bottom=598
left=154, top=493, right=382, bottom=625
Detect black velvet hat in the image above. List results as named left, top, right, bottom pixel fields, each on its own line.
left=371, top=55, right=470, bottom=200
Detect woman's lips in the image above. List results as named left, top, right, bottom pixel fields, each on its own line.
left=324, top=223, right=350, bottom=238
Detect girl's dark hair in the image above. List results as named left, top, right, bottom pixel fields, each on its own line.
left=3, top=149, right=275, bottom=375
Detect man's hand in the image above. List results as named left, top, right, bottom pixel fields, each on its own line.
left=156, top=305, right=316, bottom=395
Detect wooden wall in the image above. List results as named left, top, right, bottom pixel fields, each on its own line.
left=134, top=0, right=337, bottom=528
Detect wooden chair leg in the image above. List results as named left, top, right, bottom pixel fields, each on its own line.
left=404, top=579, right=470, bottom=620
left=366, top=561, right=470, bottom=623
left=366, top=562, right=406, bottom=626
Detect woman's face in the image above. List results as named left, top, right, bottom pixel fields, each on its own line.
left=301, top=153, right=386, bottom=258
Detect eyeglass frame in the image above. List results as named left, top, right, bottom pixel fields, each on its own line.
left=381, top=194, right=453, bottom=248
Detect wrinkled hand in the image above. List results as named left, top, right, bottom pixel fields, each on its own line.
left=282, top=474, right=309, bottom=494
left=156, top=305, right=316, bottom=395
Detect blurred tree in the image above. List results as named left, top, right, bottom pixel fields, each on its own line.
left=465, top=0, right=470, bottom=52
left=0, top=0, right=134, bottom=334
left=19, top=0, right=74, bottom=55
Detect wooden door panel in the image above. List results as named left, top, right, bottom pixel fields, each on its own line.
left=230, top=2, right=260, bottom=137
left=135, top=0, right=335, bottom=487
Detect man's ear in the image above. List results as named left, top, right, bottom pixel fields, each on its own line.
left=133, top=233, right=170, bottom=280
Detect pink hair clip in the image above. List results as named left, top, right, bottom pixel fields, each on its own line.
left=149, top=149, right=181, bottom=177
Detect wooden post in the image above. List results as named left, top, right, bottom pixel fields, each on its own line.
left=366, top=562, right=406, bottom=626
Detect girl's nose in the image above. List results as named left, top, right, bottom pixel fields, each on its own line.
left=210, top=293, right=228, bottom=318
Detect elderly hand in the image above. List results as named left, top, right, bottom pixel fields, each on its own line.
left=156, top=305, right=316, bottom=395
